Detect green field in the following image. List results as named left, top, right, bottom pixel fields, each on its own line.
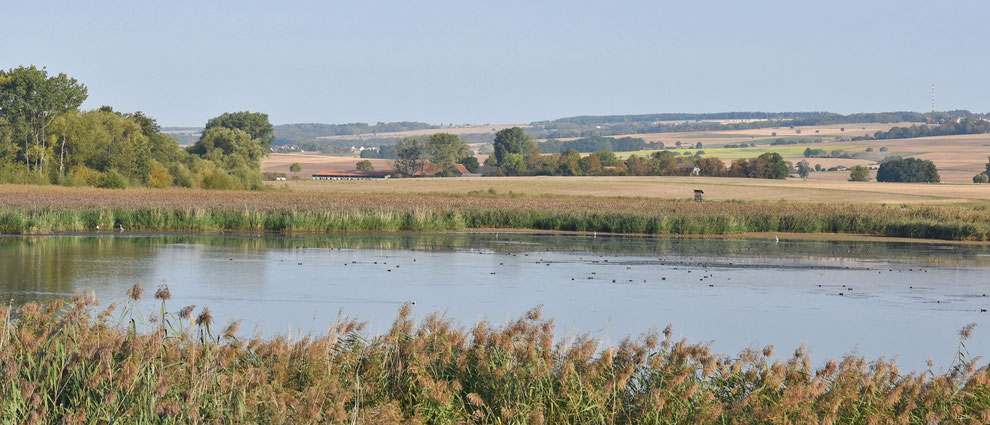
left=614, top=144, right=861, bottom=160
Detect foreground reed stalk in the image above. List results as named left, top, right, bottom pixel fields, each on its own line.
left=2, top=287, right=990, bottom=424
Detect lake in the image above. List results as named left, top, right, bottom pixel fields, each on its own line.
left=2, top=232, right=989, bottom=369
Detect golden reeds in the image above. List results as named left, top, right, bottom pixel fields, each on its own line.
left=1, top=292, right=988, bottom=424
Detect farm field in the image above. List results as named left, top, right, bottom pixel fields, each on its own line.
left=270, top=176, right=990, bottom=205
left=607, top=122, right=909, bottom=145
left=262, top=153, right=395, bottom=177
left=600, top=123, right=989, bottom=183
left=315, top=123, right=528, bottom=140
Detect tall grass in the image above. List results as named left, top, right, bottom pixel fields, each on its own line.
left=2, top=288, right=989, bottom=424
left=1, top=185, right=989, bottom=240
left=1, top=203, right=989, bottom=241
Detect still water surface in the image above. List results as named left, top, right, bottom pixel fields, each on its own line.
left=2, top=233, right=989, bottom=369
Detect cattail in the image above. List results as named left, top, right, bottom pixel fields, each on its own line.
left=466, top=393, right=484, bottom=407
left=223, top=320, right=241, bottom=340
left=762, top=345, right=775, bottom=358
left=196, top=307, right=213, bottom=327
left=958, top=323, right=976, bottom=340
left=154, top=284, right=171, bottom=301
left=178, top=305, right=196, bottom=322
left=127, top=283, right=144, bottom=301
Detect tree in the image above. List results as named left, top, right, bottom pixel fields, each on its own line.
left=426, top=133, right=469, bottom=169
left=500, top=153, right=525, bottom=175
left=492, top=127, right=538, bottom=166
left=356, top=160, right=374, bottom=171
left=580, top=154, right=603, bottom=175
left=203, top=111, right=275, bottom=152
left=985, top=156, right=990, bottom=177
left=456, top=156, right=479, bottom=173
left=972, top=173, right=988, bottom=184
left=876, top=157, right=939, bottom=183
left=556, top=149, right=581, bottom=176
left=394, top=137, right=428, bottom=176
left=756, top=152, right=789, bottom=179
left=0, top=66, right=87, bottom=172
left=796, top=160, right=811, bottom=178
left=695, top=157, right=726, bottom=176
left=849, top=165, right=871, bottom=182
left=188, top=127, right=264, bottom=188
left=289, top=163, right=301, bottom=173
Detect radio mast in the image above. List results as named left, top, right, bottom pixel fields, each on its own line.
left=931, top=83, right=936, bottom=113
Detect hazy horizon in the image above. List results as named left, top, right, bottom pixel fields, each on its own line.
left=3, top=0, right=988, bottom=127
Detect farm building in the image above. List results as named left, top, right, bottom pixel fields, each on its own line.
left=312, top=170, right=392, bottom=180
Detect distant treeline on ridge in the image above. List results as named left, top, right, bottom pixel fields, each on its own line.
left=527, top=111, right=974, bottom=139
left=273, top=122, right=437, bottom=145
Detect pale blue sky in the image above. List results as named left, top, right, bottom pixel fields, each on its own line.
left=2, top=0, right=987, bottom=126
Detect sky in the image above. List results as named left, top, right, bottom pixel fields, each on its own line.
left=2, top=0, right=988, bottom=126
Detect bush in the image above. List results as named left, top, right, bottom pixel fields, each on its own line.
left=356, top=160, right=374, bottom=171
left=147, top=161, right=174, bottom=188
left=849, top=165, right=871, bottom=182
left=64, top=166, right=102, bottom=187
left=200, top=169, right=242, bottom=190
left=974, top=173, right=989, bottom=184
left=96, top=169, right=128, bottom=189
left=0, top=163, right=49, bottom=185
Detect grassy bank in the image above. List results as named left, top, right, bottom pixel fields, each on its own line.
left=2, top=289, right=989, bottom=424
left=1, top=185, right=989, bottom=240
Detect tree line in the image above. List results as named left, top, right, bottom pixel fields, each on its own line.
left=480, top=127, right=789, bottom=179
left=273, top=121, right=437, bottom=145
left=853, top=117, right=990, bottom=141
left=537, top=135, right=664, bottom=153
left=0, top=65, right=270, bottom=189
left=526, top=111, right=949, bottom=139
left=390, top=133, right=480, bottom=176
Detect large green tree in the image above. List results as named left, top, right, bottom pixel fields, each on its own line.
left=203, top=111, right=275, bottom=152
left=394, top=137, right=428, bottom=176
left=426, top=133, right=469, bottom=169
left=0, top=66, right=87, bottom=171
left=492, top=127, right=538, bottom=166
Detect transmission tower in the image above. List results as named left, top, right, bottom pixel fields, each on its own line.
left=931, top=83, right=936, bottom=113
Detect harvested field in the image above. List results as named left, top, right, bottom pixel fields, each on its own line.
left=270, top=176, right=990, bottom=205
left=315, top=123, right=527, bottom=140
left=263, top=153, right=395, bottom=177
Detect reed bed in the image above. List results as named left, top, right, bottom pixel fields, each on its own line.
left=1, top=185, right=989, bottom=240
left=2, top=287, right=990, bottom=424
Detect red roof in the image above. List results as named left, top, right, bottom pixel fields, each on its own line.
left=312, top=169, right=391, bottom=178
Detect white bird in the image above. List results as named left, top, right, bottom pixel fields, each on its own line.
left=775, top=236, right=779, bottom=243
